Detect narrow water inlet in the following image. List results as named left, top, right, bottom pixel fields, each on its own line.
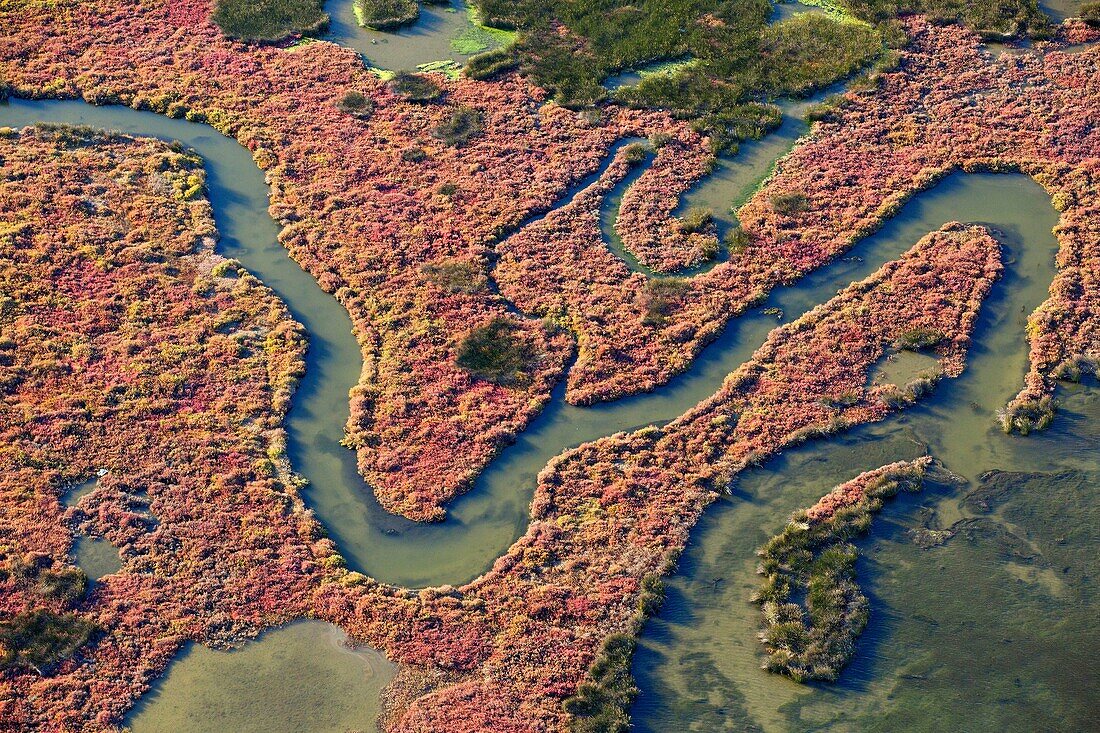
left=1, top=62, right=1090, bottom=733
left=0, top=100, right=1071, bottom=591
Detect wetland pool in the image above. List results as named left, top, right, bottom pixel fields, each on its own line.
left=3, top=78, right=1095, bottom=733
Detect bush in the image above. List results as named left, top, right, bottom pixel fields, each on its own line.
left=465, top=47, right=520, bottom=80
left=642, top=278, right=690, bottom=326
left=563, top=634, right=638, bottom=733
left=769, top=191, right=809, bottom=215
left=622, top=142, right=648, bottom=165
left=354, top=0, right=419, bottom=29
left=0, top=610, right=96, bottom=673
left=433, top=106, right=485, bottom=146
left=1083, top=1, right=1100, bottom=25
left=893, top=327, right=944, bottom=350
left=389, top=72, right=443, bottom=103
left=401, top=146, right=428, bottom=162
left=212, top=0, right=329, bottom=43
left=679, top=206, right=714, bottom=234
left=422, top=258, right=487, bottom=294
left=724, top=225, right=752, bottom=253
left=455, top=317, right=536, bottom=384
left=336, top=90, right=374, bottom=118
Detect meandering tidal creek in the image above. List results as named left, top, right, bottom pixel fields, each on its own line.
left=3, top=33, right=1095, bottom=731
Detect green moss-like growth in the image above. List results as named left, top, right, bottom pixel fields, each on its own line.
left=0, top=610, right=97, bottom=673
left=433, top=106, right=485, bottom=146
left=455, top=317, right=536, bottom=384
left=840, top=0, right=1049, bottom=37
left=1082, top=1, right=1100, bottom=25
left=753, top=463, right=927, bottom=682
left=679, top=206, right=714, bottom=234
left=893, top=327, right=945, bottom=351
left=422, top=258, right=488, bottom=294
left=389, top=72, right=444, bottom=103
left=212, top=0, right=329, bottom=43
left=470, top=0, right=880, bottom=151
left=465, top=47, right=521, bottom=80
left=642, top=277, right=690, bottom=326
left=1, top=558, right=88, bottom=605
left=336, top=90, right=375, bottom=119
left=760, top=14, right=881, bottom=96
left=769, top=191, right=809, bottom=215
left=563, top=634, right=638, bottom=733
left=355, top=0, right=419, bottom=30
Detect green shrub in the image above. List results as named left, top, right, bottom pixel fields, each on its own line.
left=336, top=90, right=375, bottom=118
left=769, top=191, right=809, bottom=215
left=422, top=258, right=487, bottom=293
left=465, top=47, right=520, bottom=80
left=401, top=146, right=428, bottom=162
left=724, top=225, right=752, bottom=253
left=563, top=634, right=638, bottom=733
left=468, top=0, right=889, bottom=151
left=212, top=0, right=329, bottom=42
left=1083, top=1, right=1100, bottom=25
left=433, top=106, right=485, bottom=146
left=355, top=0, right=419, bottom=29
left=679, top=206, right=714, bottom=234
left=760, top=14, right=882, bottom=97
left=389, top=72, right=443, bottom=103
left=841, top=0, right=1048, bottom=37
left=893, top=327, right=945, bottom=350
left=455, top=317, right=536, bottom=384
left=621, top=142, right=649, bottom=165
left=642, top=278, right=690, bottom=326
left=0, top=610, right=96, bottom=673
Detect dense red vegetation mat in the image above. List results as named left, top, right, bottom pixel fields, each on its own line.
left=0, top=126, right=998, bottom=728
left=2, top=2, right=1097, bottom=517
left=1, top=0, right=1099, bottom=728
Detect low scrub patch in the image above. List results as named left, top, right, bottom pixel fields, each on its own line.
left=388, top=71, right=443, bottom=102
left=212, top=0, right=329, bottom=42
left=455, top=317, right=536, bottom=384
left=433, top=106, right=485, bottom=146
left=355, top=0, right=419, bottom=30
left=0, top=610, right=97, bottom=674
left=754, top=460, right=930, bottom=682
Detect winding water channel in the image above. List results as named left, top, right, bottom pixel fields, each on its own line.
left=3, top=26, right=1097, bottom=731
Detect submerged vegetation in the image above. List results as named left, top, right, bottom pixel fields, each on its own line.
left=211, top=0, right=328, bottom=42
left=753, top=459, right=931, bottom=682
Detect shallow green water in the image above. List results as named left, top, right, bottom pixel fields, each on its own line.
left=126, top=620, right=395, bottom=733
left=630, top=171, right=1100, bottom=731
left=323, top=0, right=511, bottom=71
left=2, top=95, right=1094, bottom=732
